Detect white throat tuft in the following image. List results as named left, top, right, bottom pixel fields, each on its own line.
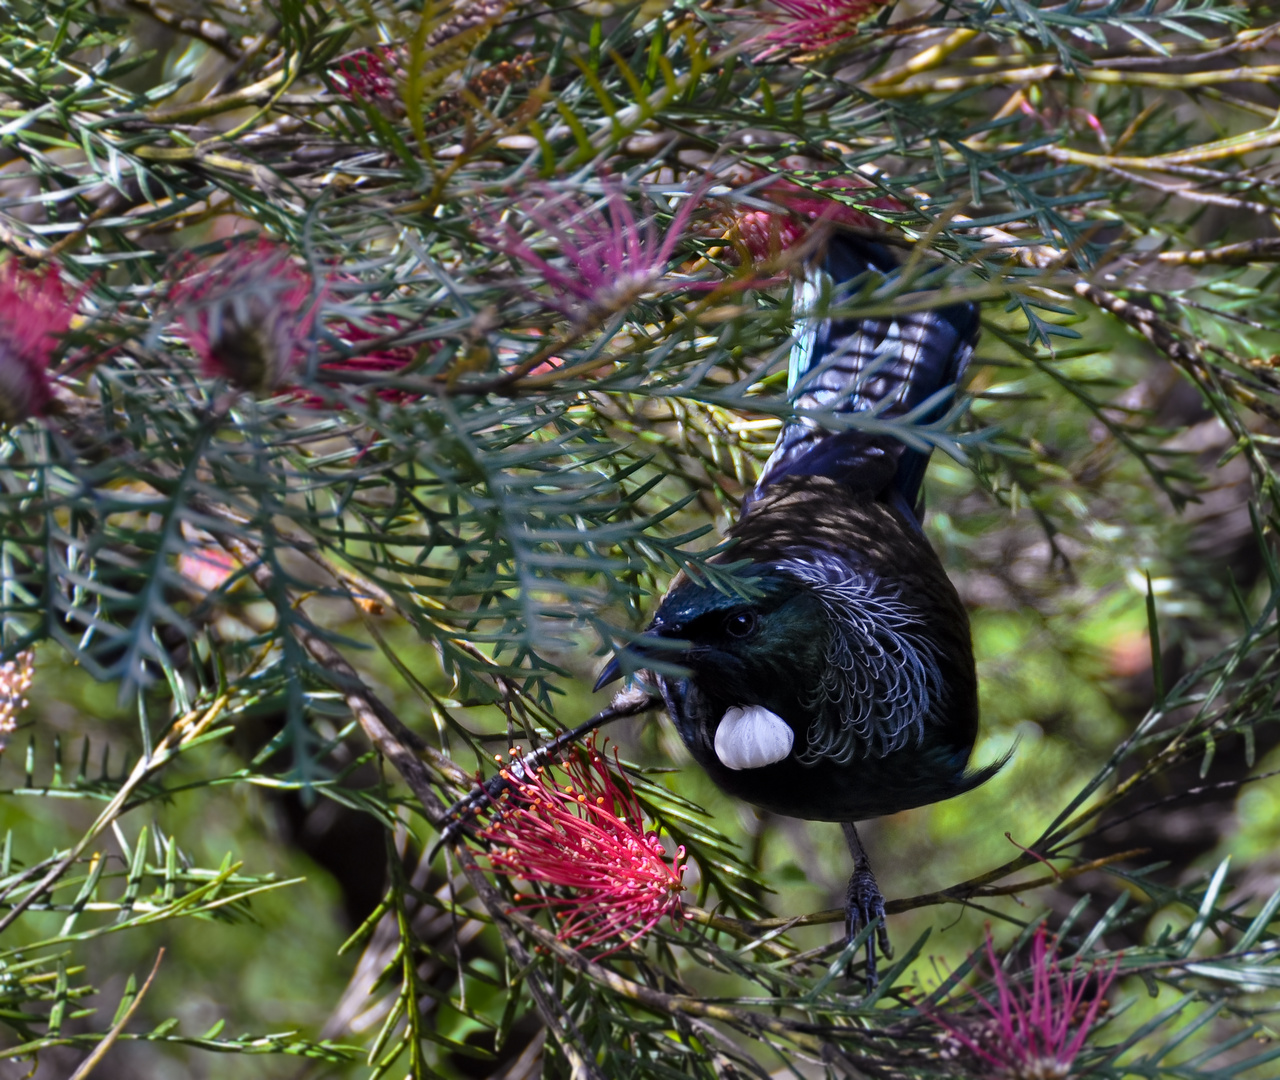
left=714, top=705, right=794, bottom=770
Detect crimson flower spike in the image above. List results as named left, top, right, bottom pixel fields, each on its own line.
left=477, top=737, right=686, bottom=955
left=753, top=0, right=891, bottom=61
left=719, top=176, right=902, bottom=264
left=171, top=239, right=325, bottom=394
left=301, top=303, right=425, bottom=407
left=330, top=46, right=398, bottom=103
left=927, top=923, right=1119, bottom=1080
left=0, top=263, right=77, bottom=425
left=486, top=178, right=702, bottom=325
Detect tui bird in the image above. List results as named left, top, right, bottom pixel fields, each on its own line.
left=596, top=230, right=1001, bottom=987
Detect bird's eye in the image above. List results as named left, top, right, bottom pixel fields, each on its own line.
left=724, top=611, right=757, bottom=638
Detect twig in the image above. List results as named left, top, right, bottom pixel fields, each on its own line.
left=68, top=949, right=164, bottom=1080
left=1089, top=164, right=1277, bottom=216
left=0, top=696, right=229, bottom=935
left=1091, top=24, right=1280, bottom=69
left=867, top=28, right=979, bottom=88
left=141, top=70, right=287, bottom=125
left=1158, top=238, right=1280, bottom=265
left=870, top=63, right=1280, bottom=98
left=431, top=686, right=660, bottom=854
left=1040, top=124, right=1280, bottom=171
left=1072, top=280, right=1280, bottom=428
left=688, top=849, right=1149, bottom=933
left=124, top=1, right=245, bottom=59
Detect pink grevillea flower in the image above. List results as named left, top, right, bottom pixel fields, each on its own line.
left=0, top=264, right=76, bottom=424
left=485, top=181, right=702, bottom=325
left=303, top=311, right=423, bottom=406
left=928, top=924, right=1118, bottom=1080
left=715, top=176, right=902, bottom=263
left=330, top=46, right=398, bottom=103
left=755, top=0, right=891, bottom=61
left=171, top=240, right=324, bottom=393
left=729, top=209, right=811, bottom=262
left=478, top=738, right=686, bottom=955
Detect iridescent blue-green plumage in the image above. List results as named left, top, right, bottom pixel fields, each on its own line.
left=652, top=475, right=989, bottom=822
left=611, top=233, right=993, bottom=819
left=599, top=232, right=997, bottom=984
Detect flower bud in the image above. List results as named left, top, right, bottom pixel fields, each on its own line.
left=172, top=241, right=322, bottom=393
left=0, top=264, right=75, bottom=425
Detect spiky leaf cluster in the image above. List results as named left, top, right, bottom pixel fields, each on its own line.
left=0, top=0, right=1279, bottom=1076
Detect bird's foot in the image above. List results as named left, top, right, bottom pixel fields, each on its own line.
left=844, top=857, right=893, bottom=993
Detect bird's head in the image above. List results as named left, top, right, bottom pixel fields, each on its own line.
left=596, top=570, right=829, bottom=754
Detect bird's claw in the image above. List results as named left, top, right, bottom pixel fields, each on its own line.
left=844, top=858, right=892, bottom=992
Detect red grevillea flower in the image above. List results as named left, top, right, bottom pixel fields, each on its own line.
left=717, top=176, right=902, bottom=263
left=928, top=924, right=1118, bottom=1080
left=301, top=310, right=424, bottom=406
left=0, top=264, right=76, bottom=424
left=754, top=0, right=891, bottom=61
left=171, top=240, right=324, bottom=393
left=477, top=739, right=686, bottom=954
left=484, top=180, right=702, bottom=324
left=330, top=46, right=398, bottom=103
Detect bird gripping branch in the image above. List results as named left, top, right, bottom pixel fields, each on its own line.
left=598, top=229, right=1001, bottom=989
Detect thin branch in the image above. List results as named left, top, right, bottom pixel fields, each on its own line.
left=123, top=1, right=246, bottom=60
left=1158, top=237, right=1280, bottom=265
left=871, top=63, right=1280, bottom=99
left=68, top=950, right=165, bottom=1080
left=0, top=696, right=231, bottom=935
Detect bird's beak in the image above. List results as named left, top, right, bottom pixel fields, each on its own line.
left=594, top=631, right=680, bottom=692
left=593, top=654, right=623, bottom=693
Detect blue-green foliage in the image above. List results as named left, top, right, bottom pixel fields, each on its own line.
left=0, top=0, right=1278, bottom=1075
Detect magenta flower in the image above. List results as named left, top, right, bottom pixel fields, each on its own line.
left=729, top=209, right=812, bottom=263
left=330, top=46, right=398, bottom=103
left=928, top=924, right=1118, bottom=1079
left=171, top=240, right=324, bottom=393
left=754, top=0, right=891, bottom=61
left=715, top=175, right=902, bottom=263
left=477, top=738, right=686, bottom=954
left=310, top=312, right=423, bottom=405
left=0, top=264, right=76, bottom=424
left=484, top=180, right=701, bottom=325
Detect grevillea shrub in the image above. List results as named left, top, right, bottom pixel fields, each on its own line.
left=0, top=2, right=1278, bottom=1078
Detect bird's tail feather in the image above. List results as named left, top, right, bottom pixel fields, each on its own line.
left=952, top=739, right=1017, bottom=800
left=753, top=233, right=978, bottom=516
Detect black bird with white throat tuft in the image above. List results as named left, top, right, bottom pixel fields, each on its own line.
left=597, top=230, right=1003, bottom=987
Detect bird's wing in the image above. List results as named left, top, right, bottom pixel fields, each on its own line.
left=751, top=234, right=978, bottom=519
left=779, top=550, right=944, bottom=764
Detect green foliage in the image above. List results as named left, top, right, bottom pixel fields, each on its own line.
left=1, top=0, right=1280, bottom=1076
